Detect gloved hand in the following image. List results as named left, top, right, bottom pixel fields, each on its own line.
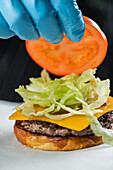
left=0, top=0, right=85, bottom=44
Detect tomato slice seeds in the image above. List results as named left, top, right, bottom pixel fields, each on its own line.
left=26, top=16, right=108, bottom=76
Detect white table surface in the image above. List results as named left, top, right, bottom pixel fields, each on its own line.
left=0, top=100, right=113, bottom=170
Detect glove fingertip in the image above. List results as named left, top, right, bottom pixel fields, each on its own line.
left=66, top=22, right=85, bottom=42
left=52, top=34, right=64, bottom=44
left=67, top=30, right=85, bottom=42
left=46, top=33, right=64, bottom=44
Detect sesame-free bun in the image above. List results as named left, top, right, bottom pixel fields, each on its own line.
left=14, top=125, right=103, bottom=151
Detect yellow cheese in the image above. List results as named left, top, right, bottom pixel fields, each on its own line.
left=9, top=96, right=113, bottom=131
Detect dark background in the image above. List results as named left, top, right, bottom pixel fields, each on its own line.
left=0, top=0, right=113, bottom=102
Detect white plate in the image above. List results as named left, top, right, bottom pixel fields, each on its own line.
left=0, top=100, right=113, bottom=170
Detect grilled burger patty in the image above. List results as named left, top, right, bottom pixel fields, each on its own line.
left=15, top=111, right=113, bottom=137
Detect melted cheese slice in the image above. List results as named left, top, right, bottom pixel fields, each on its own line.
left=9, top=96, right=113, bottom=131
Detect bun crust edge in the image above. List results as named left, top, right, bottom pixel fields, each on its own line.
left=14, top=125, right=103, bottom=151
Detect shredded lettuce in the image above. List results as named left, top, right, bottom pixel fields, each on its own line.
left=15, top=69, right=113, bottom=145
left=20, top=101, right=35, bottom=116
left=76, top=97, right=113, bottom=146
left=16, top=69, right=110, bottom=117
left=24, top=104, right=55, bottom=117
left=89, top=79, right=110, bottom=109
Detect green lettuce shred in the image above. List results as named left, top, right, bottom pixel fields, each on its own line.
left=15, top=69, right=110, bottom=118
left=15, top=69, right=113, bottom=146
left=76, top=97, right=113, bottom=146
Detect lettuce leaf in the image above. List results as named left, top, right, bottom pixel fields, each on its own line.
left=89, top=79, right=110, bottom=109
left=15, top=69, right=110, bottom=118
left=76, top=97, right=113, bottom=146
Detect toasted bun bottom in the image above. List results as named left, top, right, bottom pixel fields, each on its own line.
left=14, top=125, right=103, bottom=151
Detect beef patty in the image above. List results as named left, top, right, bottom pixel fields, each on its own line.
left=15, top=111, right=113, bottom=137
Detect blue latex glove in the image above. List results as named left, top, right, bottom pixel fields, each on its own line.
left=0, top=0, right=85, bottom=43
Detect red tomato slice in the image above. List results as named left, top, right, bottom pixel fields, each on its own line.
left=25, top=16, right=108, bottom=76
